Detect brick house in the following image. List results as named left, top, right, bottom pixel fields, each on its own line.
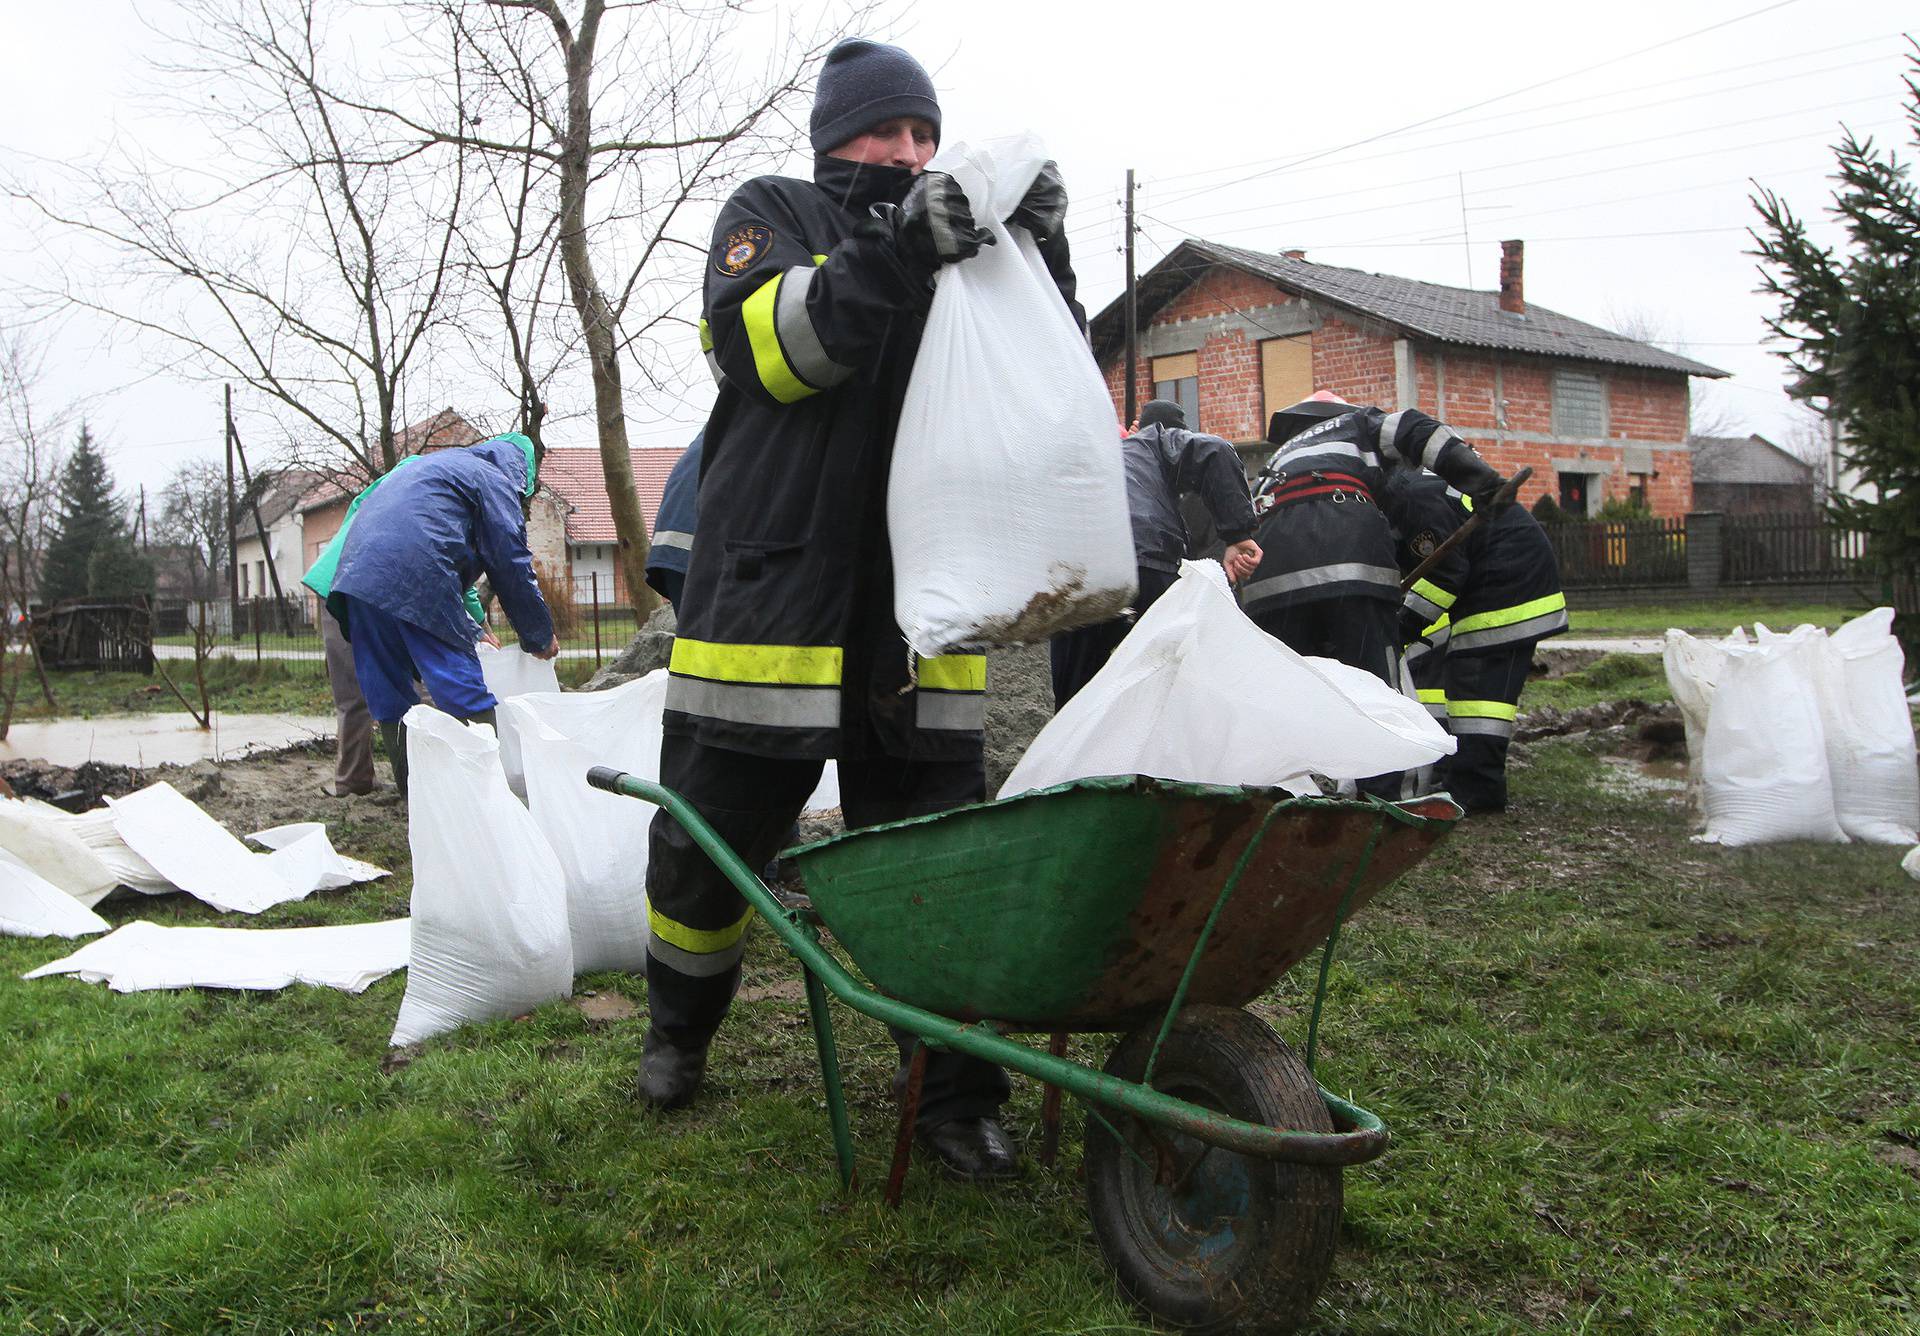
left=538, top=446, right=686, bottom=605
left=1089, top=240, right=1727, bottom=517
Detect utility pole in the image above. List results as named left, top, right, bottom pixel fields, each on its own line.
left=224, top=386, right=239, bottom=608
left=137, top=485, right=148, bottom=550
left=1123, top=168, right=1139, bottom=428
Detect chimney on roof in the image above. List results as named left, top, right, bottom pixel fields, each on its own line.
left=1282, top=248, right=1307, bottom=261
left=1498, top=239, right=1525, bottom=315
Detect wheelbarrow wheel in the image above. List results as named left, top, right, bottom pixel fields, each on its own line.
left=1085, top=1006, right=1341, bottom=1334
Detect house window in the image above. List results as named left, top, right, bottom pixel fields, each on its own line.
left=256, top=561, right=267, bottom=598
left=1558, top=472, right=1591, bottom=516
left=1260, top=335, right=1313, bottom=423
left=1151, top=352, right=1199, bottom=431
left=1628, top=472, right=1650, bottom=507
left=239, top=565, right=249, bottom=598
left=1552, top=370, right=1606, bottom=438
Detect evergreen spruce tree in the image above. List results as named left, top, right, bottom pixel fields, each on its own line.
left=40, top=423, right=128, bottom=605
left=1752, top=45, right=1920, bottom=579
left=86, top=535, right=156, bottom=599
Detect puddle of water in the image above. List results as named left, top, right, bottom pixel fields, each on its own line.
left=1597, top=754, right=1689, bottom=798
left=0, top=714, right=334, bottom=768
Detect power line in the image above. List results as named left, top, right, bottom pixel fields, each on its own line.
left=1144, top=31, right=1902, bottom=192
left=1144, top=0, right=1805, bottom=207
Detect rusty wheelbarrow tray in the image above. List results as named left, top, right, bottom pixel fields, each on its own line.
left=586, top=769, right=1461, bottom=1334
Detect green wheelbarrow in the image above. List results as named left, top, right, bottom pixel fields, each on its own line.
left=587, top=769, right=1460, bottom=1334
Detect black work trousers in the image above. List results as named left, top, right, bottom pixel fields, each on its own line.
left=1250, top=597, right=1405, bottom=799
left=644, top=732, right=1008, bottom=1127
left=1425, top=643, right=1534, bottom=813
left=1048, top=565, right=1179, bottom=710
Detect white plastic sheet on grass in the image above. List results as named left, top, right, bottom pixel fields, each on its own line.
left=105, top=782, right=385, bottom=914
left=391, top=705, right=571, bottom=1046
left=0, top=798, right=122, bottom=906
left=999, top=561, right=1453, bottom=799
left=0, top=848, right=109, bottom=939
left=890, top=133, right=1135, bottom=654
left=25, top=917, right=410, bottom=992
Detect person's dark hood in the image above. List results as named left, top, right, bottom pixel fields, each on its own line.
left=814, top=155, right=918, bottom=214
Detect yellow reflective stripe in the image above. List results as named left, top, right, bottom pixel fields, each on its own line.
left=1448, top=699, right=1518, bottom=721
left=1423, top=612, right=1451, bottom=639
left=1460, top=493, right=1475, bottom=512
left=670, top=638, right=843, bottom=686
left=1450, top=592, right=1567, bottom=638
left=917, top=654, right=986, bottom=692
left=1412, top=578, right=1456, bottom=610
left=812, top=254, right=828, bottom=265
left=1417, top=688, right=1448, bottom=705
left=741, top=273, right=816, bottom=404
left=649, top=905, right=754, bottom=955
left=698, top=318, right=713, bottom=353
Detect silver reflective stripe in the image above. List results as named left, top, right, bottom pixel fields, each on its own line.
left=647, top=933, right=745, bottom=978
left=1406, top=639, right=1437, bottom=667
left=652, top=529, right=694, bottom=553
left=667, top=674, right=840, bottom=729
left=1242, top=562, right=1402, bottom=603
left=773, top=265, right=854, bottom=391
left=1423, top=701, right=1449, bottom=720
left=1420, top=425, right=1459, bottom=470
left=1275, top=440, right=1381, bottom=468
left=1449, top=715, right=1515, bottom=738
left=1379, top=411, right=1405, bottom=460
left=1449, top=609, right=1570, bottom=653
left=705, top=349, right=725, bottom=386
left=916, top=690, right=985, bottom=732
left=1405, top=591, right=1446, bottom=623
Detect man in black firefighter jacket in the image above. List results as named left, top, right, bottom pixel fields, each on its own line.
left=1382, top=471, right=1568, bottom=813
left=1242, top=393, right=1511, bottom=793
left=639, top=38, right=1081, bottom=1182
left=1050, top=398, right=1262, bottom=707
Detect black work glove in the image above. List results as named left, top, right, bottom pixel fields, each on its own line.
left=881, top=170, right=995, bottom=271
left=1398, top=605, right=1433, bottom=649
left=1470, top=472, right=1517, bottom=516
left=1008, top=160, right=1068, bottom=242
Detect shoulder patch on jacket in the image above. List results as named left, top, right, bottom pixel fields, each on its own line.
left=715, top=224, right=773, bottom=277
left=1410, top=529, right=1439, bottom=559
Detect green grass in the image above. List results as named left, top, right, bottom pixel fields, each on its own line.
left=1525, top=652, right=1670, bottom=712
left=3, top=738, right=1916, bottom=1333
left=8, top=659, right=333, bottom=721
left=1567, top=600, right=1865, bottom=637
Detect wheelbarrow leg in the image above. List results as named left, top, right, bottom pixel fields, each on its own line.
left=803, top=964, right=857, bottom=1192
left=1039, top=1032, right=1069, bottom=1169
left=884, top=1041, right=928, bottom=1208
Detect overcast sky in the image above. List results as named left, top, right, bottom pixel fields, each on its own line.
left=2, top=0, right=1913, bottom=502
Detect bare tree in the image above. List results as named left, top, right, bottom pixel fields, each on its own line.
left=156, top=459, right=239, bottom=599
left=0, top=329, right=66, bottom=734
left=408, top=0, right=876, bottom=615
left=6, top=0, right=469, bottom=482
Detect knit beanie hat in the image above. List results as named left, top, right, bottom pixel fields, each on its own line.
left=1138, top=399, right=1187, bottom=430
left=810, top=39, right=941, bottom=155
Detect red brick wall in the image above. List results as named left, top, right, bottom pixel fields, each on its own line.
left=1098, top=265, right=1701, bottom=515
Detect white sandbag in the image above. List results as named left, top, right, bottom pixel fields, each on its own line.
left=1001, top=561, right=1453, bottom=799
left=107, top=782, right=319, bottom=914
left=1662, top=627, right=1747, bottom=798
left=890, top=133, right=1136, bottom=654
left=57, top=804, right=175, bottom=896
left=500, top=675, right=665, bottom=974
left=1904, top=845, right=1920, bottom=881
left=0, top=848, right=109, bottom=939
left=478, top=644, right=562, bottom=800
left=391, top=705, right=572, bottom=1045
left=25, top=917, right=409, bottom=993
left=1698, top=633, right=1846, bottom=846
left=1813, top=608, right=1919, bottom=844
left=0, top=798, right=121, bottom=906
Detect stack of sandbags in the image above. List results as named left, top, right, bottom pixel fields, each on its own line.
left=1664, top=608, right=1917, bottom=847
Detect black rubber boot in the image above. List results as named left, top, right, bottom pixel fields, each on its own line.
left=465, top=706, right=498, bottom=734
left=638, top=1027, right=709, bottom=1111
left=378, top=721, right=408, bottom=798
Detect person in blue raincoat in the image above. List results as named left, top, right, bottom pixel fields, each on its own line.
left=643, top=431, right=702, bottom=609
left=331, top=432, right=558, bottom=794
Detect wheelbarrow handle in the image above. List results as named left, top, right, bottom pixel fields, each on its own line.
left=587, top=765, right=630, bottom=794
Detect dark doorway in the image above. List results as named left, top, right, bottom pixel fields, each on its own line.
left=1558, top=472, right=1590, bottom=516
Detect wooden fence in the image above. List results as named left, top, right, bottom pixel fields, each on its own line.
left=1545, top=511, right=1872, bottom=593
left=1543, top=517, right=1688, bottom=589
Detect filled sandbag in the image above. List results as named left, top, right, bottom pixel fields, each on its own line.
left=1815, top=608, right=1918, bottom=844
left=1001, top=561, right=1453, bottom=799
left=478, top=644, right=563, bottom=800
left=890, top=133, right=1135, bottom=654
left=390, top=705, right=572, bottom=1045
left=1699, top=631, right=1845, bottom=846
left=1662, top=627, right=1747, bottom=799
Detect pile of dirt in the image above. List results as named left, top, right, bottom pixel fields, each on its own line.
left=583, top=605, right=677, bottom=691
left=0, top=758, right=148, bottom=810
